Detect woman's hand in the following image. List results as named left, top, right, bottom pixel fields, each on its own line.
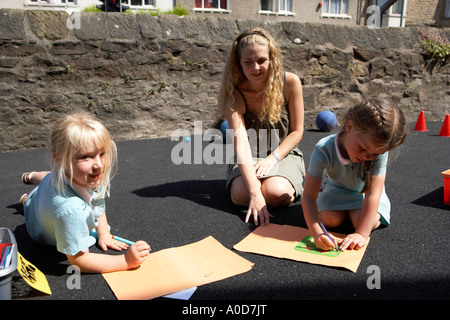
left=245, top=192, right=273, bottom=226
left=254, top=155, right=278, bottom=178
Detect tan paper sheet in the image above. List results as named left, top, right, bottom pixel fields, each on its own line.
left=233, top=223, right=369, bottom=273
left=102, top=236, right=254, bottom=300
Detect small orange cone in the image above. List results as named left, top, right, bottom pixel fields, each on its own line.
left=414, top=110, right=428, bottom=132
left=439, top=114, right=450, bottom=137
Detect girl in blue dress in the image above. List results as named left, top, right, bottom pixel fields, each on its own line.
left=20, top=112, right=150, bottom=273
left=302, top=98, right=407, bottom=251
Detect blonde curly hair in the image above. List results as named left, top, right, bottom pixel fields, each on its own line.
left=218, top=28, right=284, bottom=124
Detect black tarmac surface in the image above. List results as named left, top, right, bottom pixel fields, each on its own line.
left=1, top=121, right=449, bottom=311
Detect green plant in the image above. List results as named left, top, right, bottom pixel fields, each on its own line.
left=171, top=4, right=189, bottom=16
left=418, top=26, right=450, bottom=64
left=121, top=73, right=132, bottom=84
left=125, top=4, right=189, bottom=16
left=159, top=82, right=168, bottom=92
left=82, top=5, right=103, bottom=12
left=422, top=39, right=450, bottom=63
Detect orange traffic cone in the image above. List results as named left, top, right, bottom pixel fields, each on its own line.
left=414, top=110, right=428, bottom=132
left=439, top=114, right=450, bottom=137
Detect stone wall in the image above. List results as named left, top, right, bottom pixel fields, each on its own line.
left=0, top=9, right=449, bottom=152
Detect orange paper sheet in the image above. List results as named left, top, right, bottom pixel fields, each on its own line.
left=233, top=223, right=369, bottom=273
left=102, top=236, right=254, bottom=300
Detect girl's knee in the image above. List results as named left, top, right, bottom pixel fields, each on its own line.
left=349, top=210, right=381, bottom=230
left=319, top=211, right=346, bottom=228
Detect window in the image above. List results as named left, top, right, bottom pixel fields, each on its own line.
left=279, top=0, right=292, bottom=12
left=322, top=0, right=348, bottom=15
left=377, top=0, right=403, bottom=14
left=195, top=0, right=228, bottom=10
left=122, top=0, right=155, bottom=6
left=259, top=0, right=294, bottom=16
left=392, top=0, right=403, bottom=14
left=26, top=0, right=79, bottom=8
left=260, top=0, right=274, bottom=11
left=446, top=0, right=450, bottom=18
left=28, top=0, right=78, bottom=5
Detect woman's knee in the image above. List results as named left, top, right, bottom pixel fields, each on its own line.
left=261, top=178, right=295, bottom=207
left=229, top=177, right=250, bottom=206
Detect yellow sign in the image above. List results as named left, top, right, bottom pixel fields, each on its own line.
left=17, top=252, right=52, bottom=295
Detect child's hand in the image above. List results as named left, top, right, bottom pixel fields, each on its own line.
left=125, top=241, right=151, bottom=269
left=315, top=233, right=338, bottom=251
left=338, top=233, right=367, bottom=251
left=98, top=233, right=129, bottom=252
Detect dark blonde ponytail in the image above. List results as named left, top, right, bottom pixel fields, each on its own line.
left=342, top=98, right=407, bottom=193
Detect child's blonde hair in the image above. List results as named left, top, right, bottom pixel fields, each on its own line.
left=218, top=27, right=284, bottom=124
left=342, top=98, right=407, bottom=193
left=50, top=112, right=118, bottom=199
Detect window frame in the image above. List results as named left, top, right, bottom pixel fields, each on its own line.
left=25, top=0, right=78, bottom=9
left=279, top=0, right=293, bottom=13
left=258, top=0, right=296, bottom=17
left=122, top=0, right=156, bottom=8
left=377, top=0, right=403, bottom=14
left=260, top=0, right=275, bottom=12
left=320, top=0, right=351, bottom=20
left=445, top=0, right=450, bottom=18
left=193, top=0, right=231, bottom=13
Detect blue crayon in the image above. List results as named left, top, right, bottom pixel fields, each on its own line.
left=113, top=235, right=135, bottom=246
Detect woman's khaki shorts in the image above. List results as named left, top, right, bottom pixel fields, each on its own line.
left=226, top=147, right=306, bottom=201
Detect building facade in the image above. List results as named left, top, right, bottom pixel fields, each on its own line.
left=0, top=0, right=448, bottom=27
left=0, top=0, right=173, bottom=14
left=176, top=0, right=450, bottom=27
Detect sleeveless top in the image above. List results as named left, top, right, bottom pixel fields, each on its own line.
left=235, top=73, right=291, bottom=158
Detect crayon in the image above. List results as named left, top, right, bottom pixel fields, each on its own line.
left=112, top=235, right=135, bottom=246
left=319, top=222, right=339, bottom=251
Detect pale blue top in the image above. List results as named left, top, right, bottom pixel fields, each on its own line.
left=307, top=133, right=390, bottom=226
left=24, top=173, right=106, bottom=255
